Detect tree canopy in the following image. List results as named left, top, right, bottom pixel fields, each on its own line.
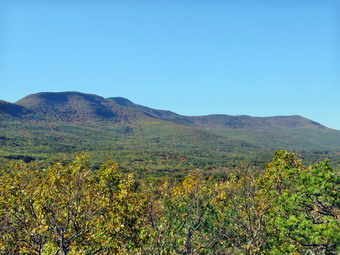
left=0, top=151, right=339, bottom=254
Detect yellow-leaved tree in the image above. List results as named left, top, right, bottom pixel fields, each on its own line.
left=0, top=153, right=147, bottom=255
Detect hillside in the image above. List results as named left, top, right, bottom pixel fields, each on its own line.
left=15, top=92, right=147, bottom=124
left=1, top=91, right=340, bottom=170
left=0, top=100, right=36, bottom=118
left=188, top=114, right=327, bottom=130
left=107, top=97, right=194, bottom=125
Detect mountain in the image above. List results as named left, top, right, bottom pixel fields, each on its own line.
left=14, top=92, right=327, bottom=130
left=0, top=100, right=35, bottom=118
left=16, top=92, right=143, bottom=124
left=188, top=114, right=326, bottom=130
left=107, top=97, right=194, bottom=125
left=1, top=91, right=340, bottom=170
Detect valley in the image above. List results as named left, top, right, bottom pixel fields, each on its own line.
left=1, top=91, right=339, bottom=174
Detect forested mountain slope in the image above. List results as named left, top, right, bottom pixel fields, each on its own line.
left=1, top=91, right=340, bottom=169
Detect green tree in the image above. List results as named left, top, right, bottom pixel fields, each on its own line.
left=258, top=150, right=340, bottom=254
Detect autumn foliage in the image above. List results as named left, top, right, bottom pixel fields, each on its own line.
left=0, top=151, right=339, bottom=254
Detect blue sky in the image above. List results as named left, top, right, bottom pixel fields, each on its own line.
left=1, top=0, right=339, bottom=130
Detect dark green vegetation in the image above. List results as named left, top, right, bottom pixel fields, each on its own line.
left=1, top=151, right=339, bottom=254
left=1, top=91, right=340, bottom=173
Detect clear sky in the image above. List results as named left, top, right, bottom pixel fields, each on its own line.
left=1, top=0, right=339, bottom=130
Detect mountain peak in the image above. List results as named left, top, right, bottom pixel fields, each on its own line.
left=107, top=97, right=134, bottom=107
left=16, top=91, right=104, bottom=105
left=11, top=91, right=330, bottom=131
left=15, top=91, right=119, bottom=123
left=0, top=100, right=34, bottom=117
left=262, top=115, right=325, bottom=129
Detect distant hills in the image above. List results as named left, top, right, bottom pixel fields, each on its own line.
left=0, top=100, right=35, bottom=118
left=3, top=91, right=328, bottom=130
left=1, top=91, right=340, bottom=169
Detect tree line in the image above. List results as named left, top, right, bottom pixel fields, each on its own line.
left=0, top=150, right=339, bottom=254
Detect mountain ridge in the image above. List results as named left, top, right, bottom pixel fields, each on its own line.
left=7, top=91, right=329, bottom=130
left=1, top=91, right=340, bottom=169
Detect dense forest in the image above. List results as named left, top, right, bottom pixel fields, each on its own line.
left=1, top=150, right=339, bottom=254
left=2, top=92, right=340, bottom=173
